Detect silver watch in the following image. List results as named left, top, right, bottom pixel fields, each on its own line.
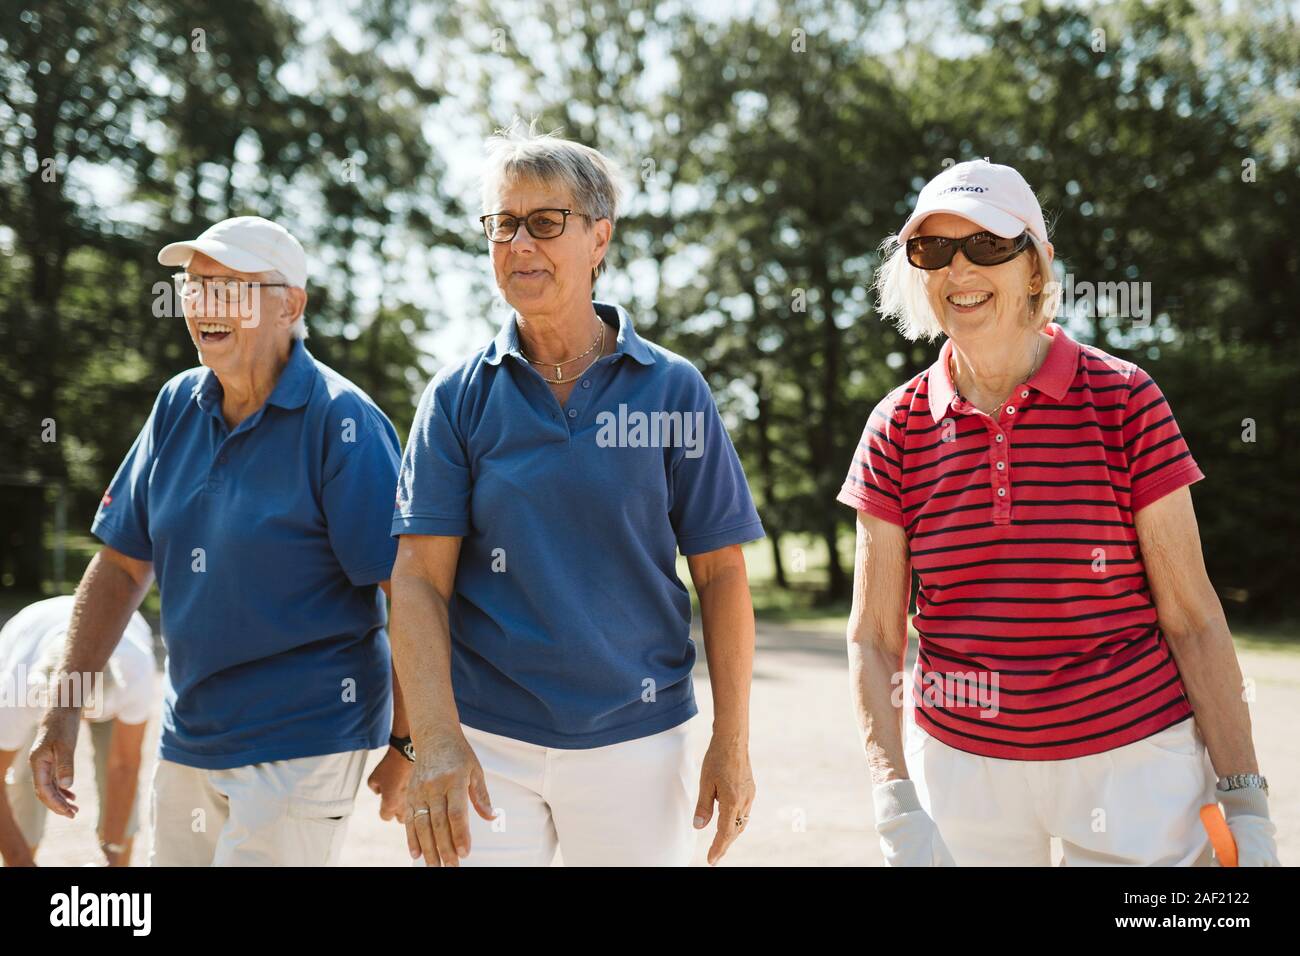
left=1216, top=772, right=1268, bottom=795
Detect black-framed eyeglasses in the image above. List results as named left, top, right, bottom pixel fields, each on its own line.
left=479, top=208, right=592, bottom=243
left=172, top=272, right=290, bottom=304
left=905, top=231, right=1030, bottom=270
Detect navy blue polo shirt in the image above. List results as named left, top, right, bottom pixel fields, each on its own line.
left=392, top=301, right=765, bottom=749
left=91, top=339, right=401, bottom=770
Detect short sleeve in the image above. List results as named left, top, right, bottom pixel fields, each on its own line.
left=322, top=410, right=403, bottom=586
left=1123, top=368, right=1205, bottom=512
left=836, top=393, right=906, bottom=526
left=90, top=388, right=166, bottom=562
left=115, top=679, right=154, bottom=726
left=391, top=373, right=472, bottom=538
left=0, top=701, right=36, bottom=752
left=668, top=372, right=765, bottom=556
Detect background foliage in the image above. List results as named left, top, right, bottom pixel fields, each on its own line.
left=2, top=0, right=1296, bottom=618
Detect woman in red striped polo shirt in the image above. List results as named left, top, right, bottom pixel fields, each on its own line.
left=839, top=159, right=1279, bottom=866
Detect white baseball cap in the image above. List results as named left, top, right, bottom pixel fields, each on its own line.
left=897, top=160, right=1048, bottom=247
left=158, top=216, right=308, bottom=288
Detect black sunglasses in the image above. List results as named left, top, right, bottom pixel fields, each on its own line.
left=906, top=231, right=1030, bottom=270
left=479, top=208, right=592, bottom=243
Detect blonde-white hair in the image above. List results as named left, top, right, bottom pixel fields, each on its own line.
left=480, top=118, right=627, bottom=283
left=873, top=232, right=1059, bottom=342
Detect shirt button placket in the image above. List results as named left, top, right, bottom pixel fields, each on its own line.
left=991, top=392, right=1025, bottom=523
left=993, top=431, right=1010, bottom=522
left=566, top=373, right=598, bottom=433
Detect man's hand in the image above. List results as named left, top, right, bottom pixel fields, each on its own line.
left=367, top=746, right=413, bottom=823
left=693, top=730, right=755, bottom=866
left=29, top=707, right=82, bottom=819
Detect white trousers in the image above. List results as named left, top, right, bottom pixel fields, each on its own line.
left=905, top=714, right=1217, bottom=866
left=149, top=749, right=368, bottom=866
left=420, top=720, right=697, bottom=867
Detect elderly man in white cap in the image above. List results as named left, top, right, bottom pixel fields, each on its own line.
left=840, top=160, right=1279, bottom=866
left=29, top=216, right=415, bottom=865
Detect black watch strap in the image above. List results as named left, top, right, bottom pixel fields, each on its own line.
left=389, top=734, right=415, bottom=762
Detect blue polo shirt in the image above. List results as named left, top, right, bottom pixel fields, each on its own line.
left=392, top=301, right=765, bottom=749
left=91, top=339, right=401, bottom=770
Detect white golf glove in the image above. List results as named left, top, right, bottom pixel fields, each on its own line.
left=872, top=778, right=955, bottom=866
left=1216, top=787, right=1280, bottom=867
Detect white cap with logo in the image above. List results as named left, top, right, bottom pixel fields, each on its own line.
left=158, top=216, right=308, bottom=288
left=898, top=160, right=1048, bottom=247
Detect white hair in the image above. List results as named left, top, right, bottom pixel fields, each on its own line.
left=874, top=232, right=1058, bottom=343
left=480, top=117, right=627, bottom=282
left=261, top=268, right=307, bottom=340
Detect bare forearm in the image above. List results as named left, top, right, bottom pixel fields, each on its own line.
left=390, top=664, right=410, bottom=738
left=1164, top=614, right=1259, bottom=777
left=849, top=629, right=908, bottom=785
left=98, top=766, right=139, bottom=848
left=389, top=575, right=459, bottom=743
left=0, top=793, right=34, bottom=866
left=59, top=552, right=152, bottom=698
left=697, top=568, right=755, bottom=740
left=846, top=512, right=913, bottom=786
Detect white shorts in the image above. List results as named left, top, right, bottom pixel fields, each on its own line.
left=417, top=720, right=697, bottom=867
left=149, top=749, right=367, bottom=866
left=905, top=714, right=1218, bottom=866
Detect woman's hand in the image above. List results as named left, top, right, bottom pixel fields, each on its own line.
left=404, top=726, right=495, bottom=867
left=1218, top=788, right=1281, bottom=866
left=872, top=778, right=955, bottom=866
left=693, top=730, right=755, bottom=865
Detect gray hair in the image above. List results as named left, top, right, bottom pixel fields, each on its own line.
left=873, top=233, right=1059, bottom=342
left=263, top=268, right=307, bottom=340
left=480, top=118, right=626, bottom=283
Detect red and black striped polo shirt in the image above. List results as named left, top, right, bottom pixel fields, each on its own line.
left=837, top=322, right=1205, bottom=761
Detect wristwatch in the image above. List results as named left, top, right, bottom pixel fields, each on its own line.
left=389, top=734, right=415, bottom=762
left=1216, top=772, right=1268, bottom=795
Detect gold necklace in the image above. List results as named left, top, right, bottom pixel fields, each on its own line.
left=520, top=320, right=604, bottom=383
left=951, top=334, right=1043, bottom=415
left=532, top=323, right=605, bottom=386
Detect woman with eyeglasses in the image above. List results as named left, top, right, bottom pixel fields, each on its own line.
left=839, top=160, right=1279, bottom=866
left=390, top=121, right=764, bottom=867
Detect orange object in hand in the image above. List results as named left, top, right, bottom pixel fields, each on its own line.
left=1200, top=803, right=1238, bottom=867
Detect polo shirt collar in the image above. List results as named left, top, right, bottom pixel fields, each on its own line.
left=483, top=301, right=657, bottom=368
left=192, top=338, right=316, bottom=415
left=265, top=338, right=316, bottom=409
left=483, top=312, right=522, bottom=366
left=927, top=321, right=1079, bottom=423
